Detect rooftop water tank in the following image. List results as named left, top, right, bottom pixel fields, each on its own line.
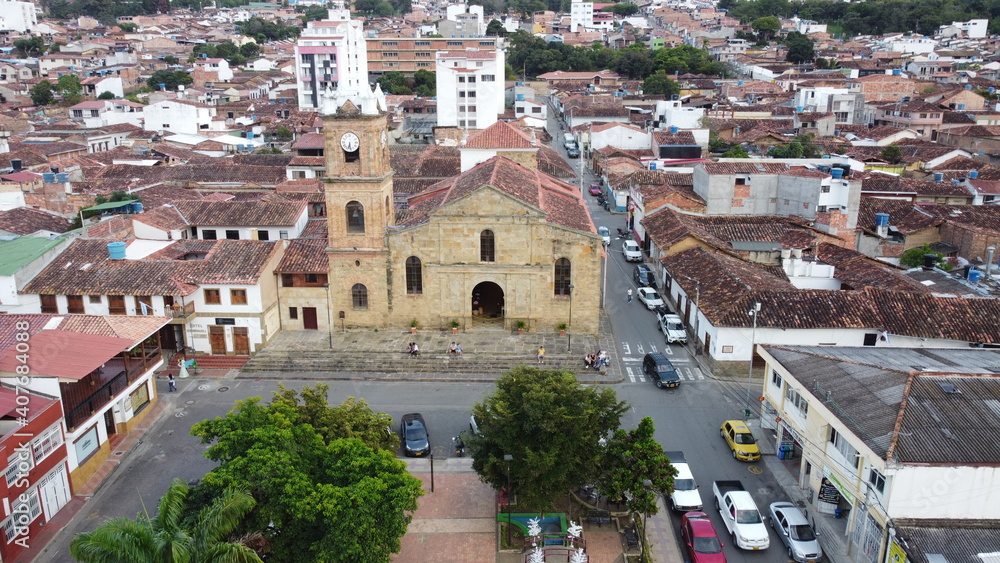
left=107, top=242, right=127, bottom=260
left=971, top=170, right=980, bottom=179
left=42, top=173, right=55, bottom=183
left=831, top=168, right=844, bottom=179
left=875, top=213, right=890, bottom=227
left=55, top=172, right=68, bottom=183
left=892, top=69, right=901, bottom=76
left=969, top=269, right=983, bottom=282
left=669, top=125, right=678, bottom=134
left=934, top=173, right=944, bottom=183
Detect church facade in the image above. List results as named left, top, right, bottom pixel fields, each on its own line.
left=323, top=98, right=602, bottom=334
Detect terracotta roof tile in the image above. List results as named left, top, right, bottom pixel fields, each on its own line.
left=0, top=207, right=73, bottom=235
left=135, top=200, right=308, bottom=230
left=464, top=121, right=536, bottom=149
left=276, top=239, right=328, bottom=273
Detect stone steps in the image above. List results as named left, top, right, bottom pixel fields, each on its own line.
left=241, top=351, right=593, bottom=377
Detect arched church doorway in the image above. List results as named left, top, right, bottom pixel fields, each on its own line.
left=472, top=282, right=504, bottom=325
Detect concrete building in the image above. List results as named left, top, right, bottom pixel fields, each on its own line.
left=132, top=201, right=310, bottom=242
left=872, top=101, right=944, bottom=139
left=759, top=345, right=1000, bottom=563
left=441, top=1, right=484, bottom=37
left=294, top=3, right=369, bottom=110
left=793, top=87, right=865, bottom=125
left=0, top=314, right=170, bottom=494
left=0, top=1, right=37, bottom=32
left=367, top=37, right=498, bottom=77
left=570, top=0, right=593, bottom=32
left=435, top=49, right=505, bottom=130
left=142, top=99, right=218, bottom=135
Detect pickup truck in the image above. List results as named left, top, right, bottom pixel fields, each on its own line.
left=712, top=480, right=769, bottom=551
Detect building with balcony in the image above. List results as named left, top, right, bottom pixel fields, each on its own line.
left=366, top=37, right=498, bottom=77
left=21, top=239, right=283, bottom=356
left=0, top=314, right=170, bottom=497
left=294, top=3, right=369, bottom=109
left=435, top=49, right=505, bottom=130
left=872, top=101, right=944, bottom=139
left=758, top=345, right=1000, bottom=563
left=132, top=200, right=310, bottom=241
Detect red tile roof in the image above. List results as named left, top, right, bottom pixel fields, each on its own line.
left=464, top=121, right=535, bottom=149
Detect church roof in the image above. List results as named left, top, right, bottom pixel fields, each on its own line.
left=398, top=156, right=595, bottom=234
left=463, top=121, right=536, bottom=149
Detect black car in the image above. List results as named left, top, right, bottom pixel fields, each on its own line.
left=643, top=353, right=680, bottom=389
left=400, top=413, right=430, bottom=457
left=633, top=264, right=656, bottom=288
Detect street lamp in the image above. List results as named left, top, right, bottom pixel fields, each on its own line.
left=503, top=454, right=514, bottom=547
left=567, top=284, right=575, bottom=352
left=744, top=302, right=761, bottom=419
left=323, top=283, right=333, bottom=350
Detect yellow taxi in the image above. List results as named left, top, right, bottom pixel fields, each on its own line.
left=720, top=420, right=761, bottom=461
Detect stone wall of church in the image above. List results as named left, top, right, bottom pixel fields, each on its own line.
left=495, top=149, right=537, bottom=170
left=385, top=193, right=601, bottom=334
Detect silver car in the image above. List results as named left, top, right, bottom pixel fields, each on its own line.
left=768, top=502, right=822, bottom=562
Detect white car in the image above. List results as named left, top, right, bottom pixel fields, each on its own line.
left=769, top=502, right=822, bottom=562
left=665, top=452, right=703, bottom=512
left=637, top=287, right=664, bottom=310
left=597, top=226, right=610, bottom=246
left=623, top=240, right=643, bottom=262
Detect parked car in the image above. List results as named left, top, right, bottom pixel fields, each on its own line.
left=666, top=451, right=703, bottom=511
left=597, top=226, right=610, bottom=246
left=623, top=240, right=643, bottom=262
left=713, top=480, right=769, bottom=550
left=567, top=147, right=580, bottom=158
left=769, top=502, right=823, bottom=562
left=680, top=512, right=727, bottom=563
left=636, top=287, right=664, bottom=310
left=633, top=264, right=656, bottom=288
left=400, top=413, right=430, bottom=457
left=657, top=312, right=687, bottom=344
left=643, top=352, right=680, bottom=389
left=720, top=420, right=761, bottom=461
left=469, top=414, right=480, bottom=436
left=589, top=184, right=602, bottom=196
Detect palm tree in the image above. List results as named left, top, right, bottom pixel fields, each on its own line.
left=70, top=479, right=263, bottom=563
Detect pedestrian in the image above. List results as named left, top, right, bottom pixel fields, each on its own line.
left=537, top=346, right=546, bottom=364
left=627, top=288, right=633, bottom=303
left=449, top=342, right=458, bottom=355
left=454, top=343, right=463, bottom=356
left=167, top=373, right=176, bottom=392
left=411, top=342, right=419, bottom=357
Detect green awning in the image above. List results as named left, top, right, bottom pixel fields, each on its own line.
left=81, top=200, right=135, bottom=212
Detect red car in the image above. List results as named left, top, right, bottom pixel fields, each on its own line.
left=680, top=512, right=727, bottom=563
left=589, top=184, right=602, bottom=196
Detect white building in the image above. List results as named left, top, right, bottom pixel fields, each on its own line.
left=654, top=99, right=705, bottom=130
left=435, top=49, right=505, bottom=130
left=570, top=0, right=593, bottom=32
left=443, top=1, right=484, bottom=36
left=943, top=18, right=989, bottom=38
left=882, top=34, right=938, bottom=55
left=294, top=2, right=369, bottom=110
left=792, top=16, right=827, bottom=35
left=142, top=99, right=218, bottom=135
left=132, top=200, right=310, bottom=242
left=793, top=86, right=863, bottom=124
left=0, top=1, right=37, bottom=32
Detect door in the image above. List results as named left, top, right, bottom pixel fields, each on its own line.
left=104, top=409, right=116, bottom=437
left=303, top=307, right=318, bottom=330
left=209, top=325, right=227, bottom=355
left=39, top=465, right=71, bottom=520
left=233, top=327, right=250, bottom=355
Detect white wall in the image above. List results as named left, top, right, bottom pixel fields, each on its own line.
left=143, top=101, right=216, bottom=135
left=436, top=49, right=505, bottom=129
left=887, top=465, right=1000, bottom=519
left=590, top=126, right=651, bottom=151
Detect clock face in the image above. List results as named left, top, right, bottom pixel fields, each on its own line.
left=340, top=132, right=360, bottom=152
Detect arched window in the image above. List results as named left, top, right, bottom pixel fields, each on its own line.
left=480, top=229, right=495, bottom=262
left=554, top=258, right=571, bottom=296
left=351, top=284, right=368, bottom=309
left=405, top=256, right=422, bottom=294
left=346, top=201, right=365, bottom=233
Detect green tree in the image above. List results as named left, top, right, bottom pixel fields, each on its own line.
left=642, top=70, right=680, bottom=97
left=97, top=91, right=116, bottom=100
left=13, top=37, right=45, bottom=58
left=69, top=479, right=262, bottom=563
left=595, top=417, right=677, bottom=517
left=354, top=0, right=381, bottom=12
left=722, top=145, right=749, bottom=158
left=784, top=32, right=815, bottom=63
left=163, top=55, right=179, bottom=65
left=375, top=1, right=395, bottom=16
left=118, top=22, right=137, bottom=32
left=412, top=69, right=436, bottom=97
left=270, top=384, right=399, bottom=451
left=899, top=243, right=945, bottom=269
left=613, top=48, right=655, bottom=80
left=240, top=42, right=260, bottom=59
left=189, top=388, right=422, bottom=563
left=377, top=71, right=412, bottom=95
left=605, top=2, right=639, bottom=16
left=147, top=69, right=193, bottom=91
left=274, top=125, right=294, bottom=140
left=486, top=19, right=507, bottom=36
left=57, top=74, right=82, bottom=105
left=300, top=4, right=328, bottom=22
left=468, top=366, right=629, bottom=509
left=881, top=144, right=903, bottom=163
left=30, top=81, right=54, bottom=106
left=751, top=16, right=781, bottom=42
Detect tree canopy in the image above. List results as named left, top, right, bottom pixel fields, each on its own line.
left=595, top=417, right=677, bottom=518
left=899, top=243, right=951, bottom=270
left=70, top=479, right=263, bottom=563
left=188, top=385, right=421, bottom=562
left=468, top=366, right=629, bottom=509
left=642, top=71, right=680, bottom=97
left=604, top=2, right=639, bottom=16
left=751, top=16, right=780, bottom=42
left=147, top=69, right=193, bottom=92
left=30, top=81, right=53, bottom=107
left=486, top=19, right=508, bottom=36
left=783, top=32, right=815, bottom=63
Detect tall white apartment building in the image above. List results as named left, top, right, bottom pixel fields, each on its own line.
left=570, top=0, right=594, bottom=32
left=435, top=49, right=505, bottom=130
left=294, top=2, right=369, bottom=109
left=0, top=1, right=37, bottom=32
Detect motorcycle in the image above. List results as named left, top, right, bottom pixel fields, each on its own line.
left=452, top=435, right=466, bottom=457
left=617, top=228, right=628, bottom=238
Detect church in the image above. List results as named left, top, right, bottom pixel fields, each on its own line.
left=322, top=88, right=602, bottom=334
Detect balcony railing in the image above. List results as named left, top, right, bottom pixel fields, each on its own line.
left=170, top=302, right=195, bottom=318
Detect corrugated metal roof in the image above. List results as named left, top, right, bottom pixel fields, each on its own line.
left=893, top=520, right=1000, bottom=563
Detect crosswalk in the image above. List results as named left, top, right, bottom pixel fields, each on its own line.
left=619, top=341, right=705, bottom=384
